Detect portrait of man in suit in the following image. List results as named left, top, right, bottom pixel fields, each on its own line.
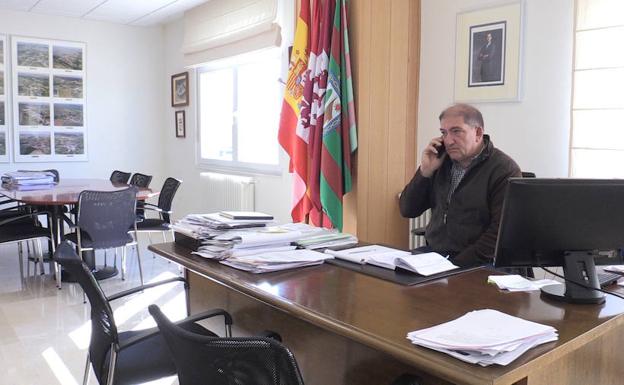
left=469, top=24, right=505, bottom=87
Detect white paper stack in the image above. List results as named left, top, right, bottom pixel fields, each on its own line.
left=296, top=232, right=358, bottom=250
left=182, top=213, right=274, bottom=230
left=1, top=171, right=56, bottom=188
left=219, top=249, right=332, bottom=273
left=193, top=229, right=304, bottom=260
left=487, top=275, right=561, bottom=292
left=407, top=309, right=558, bottom=366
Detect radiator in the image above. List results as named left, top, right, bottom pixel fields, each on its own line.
left=200, top=172, right=255, bottom=212
left=409, top=209, right=430, bottom=249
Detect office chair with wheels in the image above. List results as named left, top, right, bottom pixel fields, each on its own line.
left=149, top=304, right=305, bottom=385
left=53, top=241, right=232, bottom=385
left=109, top=170, right=131, bottom=184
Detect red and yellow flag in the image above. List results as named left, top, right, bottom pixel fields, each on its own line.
left=278, top=0, right=311, bottom=222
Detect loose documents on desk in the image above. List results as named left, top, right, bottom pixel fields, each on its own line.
left=220, top=249, right=332, bottom=273
left=172, top=215, right=360, bottom=272
left=325, top=245, right=459, bottom=276
left=487, top=275, right=561, bottom=292
left=407, top=309, right=558, bottom=366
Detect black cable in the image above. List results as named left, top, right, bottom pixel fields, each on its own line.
left=540, top=266, right=624, bottom=301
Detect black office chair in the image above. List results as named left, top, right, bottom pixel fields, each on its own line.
left=129, top=173, right=152, bottom=188
left=0, top=208, right=58, bottom=285
left=52, top=241, right=232, bottom=385
left=149, top=304, right=304, bottom=385
left=136, top=177, right=181, bottom=245
left=64, top=188, right=144, bottom=284
left=109, top=170, right=131, bottom=184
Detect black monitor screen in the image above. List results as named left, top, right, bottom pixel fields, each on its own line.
left=495, top=178, right=624, bottom=267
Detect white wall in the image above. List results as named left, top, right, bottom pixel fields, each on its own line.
left=162, top=19, right=293, bottom=222
left=0, top=10, right=167, bottom=185
left=419, top=0, right=574, bottom=177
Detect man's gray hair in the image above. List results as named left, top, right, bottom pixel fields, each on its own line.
left=438, top=103, right=484, bottom=129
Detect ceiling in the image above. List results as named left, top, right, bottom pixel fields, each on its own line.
left=0, top=0, right=210, bottom=27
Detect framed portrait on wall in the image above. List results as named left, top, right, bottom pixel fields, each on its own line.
left=171, top=72, right=189, bottom=107
left=455, top=2, right=523, bottom=102
left=175, top=110, right=185, bottom=138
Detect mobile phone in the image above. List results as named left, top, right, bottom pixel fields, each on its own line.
left=436, top=142, right=446, bottom=158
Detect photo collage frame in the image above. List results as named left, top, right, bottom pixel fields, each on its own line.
left=0, top=35, right=7, bottom=162
left=11, top=36, right=87, bottom=162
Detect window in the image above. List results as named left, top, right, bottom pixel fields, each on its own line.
left=197, top=49, right=282, bottom=174
left=572, top=0, right=624, bottom=178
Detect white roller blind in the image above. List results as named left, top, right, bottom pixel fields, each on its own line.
left=182, top=0, right=281, bottom=67
left=571, top=0, right=624, bottom=177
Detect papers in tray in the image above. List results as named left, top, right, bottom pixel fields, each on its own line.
left=219, top=249, right=332, bottom=273
left=407, top=309, right=558, bottom=366
left=487, top=275, right=562, bottom=292
left=325, top=246, right=458, bottom=276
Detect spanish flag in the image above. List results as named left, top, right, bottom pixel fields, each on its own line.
left=278, top=0, right=312, bottom=222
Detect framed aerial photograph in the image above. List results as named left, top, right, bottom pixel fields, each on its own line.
left=171, top=71, right=189, bottom=107
left=12, top=36, right=87, bottom=162
left=19, top=131, right=51, bottom=156
left=0, top=34, right=7, bottom=163
left=54, top=131, right=84, bottom=155
left=175, top=110, right=186, bottom=138
left=454, top=2, right=523, bottom=102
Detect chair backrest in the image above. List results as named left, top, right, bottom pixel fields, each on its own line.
left=53, top=241, right=118, bottom=385
left=157, top=177, right=181, bottom=223
left=148, top=305, right=305, bottom=385
left=129, top=173, right=153, bottom=188
left=77, top=188, right=137, bottom=249
left=109, top=170, right=131, bottom=184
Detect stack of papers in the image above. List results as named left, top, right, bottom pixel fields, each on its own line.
left=326, top=246, right=458, bottom=276
left=604, top=265, right=624, bottom=274
left=182, top=213, right=274, bottom=230
left=487, top=275, right=562, bottom=292
left=219, top=211, right=273, bottom=220
left=1, top=171, right=56, bottom=187
left=407, top=309, right=558, bottom=366
left=220, top=249, right=332, bottom=273
left=295, top=232, right=358, bottom=250
left=193, top=229, right=304, bottom=260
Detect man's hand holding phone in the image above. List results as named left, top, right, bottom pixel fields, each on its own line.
left=420, top=136, right=446, bottom=178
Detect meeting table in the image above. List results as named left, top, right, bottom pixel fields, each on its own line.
left=0, top=178, right=156, bottom=281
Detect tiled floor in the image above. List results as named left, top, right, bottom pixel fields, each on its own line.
left=0, top=238, right=185, bottom=385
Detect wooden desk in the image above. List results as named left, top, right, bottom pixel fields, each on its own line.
left=149, top=242, right=624, bottom=385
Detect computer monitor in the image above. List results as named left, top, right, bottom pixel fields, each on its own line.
left=494, top=178, right=624, bottom=304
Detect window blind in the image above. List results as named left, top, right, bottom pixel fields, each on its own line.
left=182, top=0, right=281, bottom=67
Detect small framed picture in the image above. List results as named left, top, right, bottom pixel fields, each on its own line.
left=171, top=72, right=189, bottom=107
left=175, top=110, right=185, bottom=138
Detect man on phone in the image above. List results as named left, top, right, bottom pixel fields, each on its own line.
left=399, top=103, right=520, bottom=267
